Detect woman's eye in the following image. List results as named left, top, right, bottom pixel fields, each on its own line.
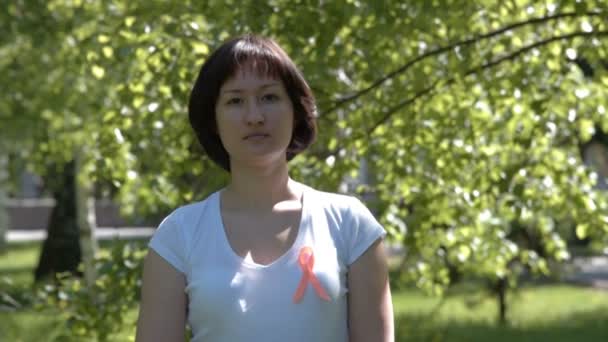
left=226, top=97, right=243, bottom=105
left=261, top=94, right=279, bottom=102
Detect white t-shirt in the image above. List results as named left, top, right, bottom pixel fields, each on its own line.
left=149, top=186, right=386, bottom=342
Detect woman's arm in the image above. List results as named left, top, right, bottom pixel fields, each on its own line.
left=347, top=239, right=394, bottom=342
left=136, top=249, right=188, bottom=342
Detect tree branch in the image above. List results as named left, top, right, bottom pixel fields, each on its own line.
left=365, top=81, right=439, bottom=135
left=321, top=10, right=604, bottom=118
left=364, top=30, right=608, bottom=137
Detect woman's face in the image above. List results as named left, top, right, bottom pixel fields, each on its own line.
left=215, top=68, right=294, bottom=170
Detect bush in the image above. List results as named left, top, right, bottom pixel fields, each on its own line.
left=1, top=276, right=36, bottom=311
left=36, top=241, right=146, bottom=341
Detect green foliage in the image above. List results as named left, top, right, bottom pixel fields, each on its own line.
left=2, top=0, right=608, bottom=324
left=1, top=276, right=35, bottom=311
left=36, top=241, right=145, bottom=341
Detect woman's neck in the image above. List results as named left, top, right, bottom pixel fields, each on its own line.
left=223, top=162, right=301, bottom=211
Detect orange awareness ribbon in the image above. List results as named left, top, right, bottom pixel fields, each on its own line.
left=293, top=246, right=331, bottom=303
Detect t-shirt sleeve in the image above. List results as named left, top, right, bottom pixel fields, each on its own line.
left=343, top=197, right=387, bottom=265
left=148, top=213, right=188, bottom=274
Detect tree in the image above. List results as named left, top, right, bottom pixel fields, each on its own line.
left=34, top=160, right=82, bottom=280
left=0, top=154, right=7, bottom=253
left=1, top=1, right=96, bottom=282
left=2, top=0, right=608, bottom=325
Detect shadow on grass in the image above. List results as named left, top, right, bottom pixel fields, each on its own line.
left=0, top=310, right=66, bottom=341
left=1, top=241, right=43, bottom=251
left=0, top=265, right=35, bottom=275
left=395, top=308, right=608, bottom=342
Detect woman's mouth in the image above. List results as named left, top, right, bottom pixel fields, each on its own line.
left=244, top=133, right=269, bottom=140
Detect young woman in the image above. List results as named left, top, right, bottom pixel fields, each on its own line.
left=136, top=34, right=394, bottom=342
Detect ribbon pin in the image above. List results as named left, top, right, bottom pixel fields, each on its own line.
left=293, top=246, right=331, bottom=303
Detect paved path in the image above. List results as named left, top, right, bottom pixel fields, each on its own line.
left=6, top=229, right=608, bottom=290
left=7, top=228, right=156, bottom=242
left=564, top=256, right=608, bottom=290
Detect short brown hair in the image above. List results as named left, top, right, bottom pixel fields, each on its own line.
left=188, top=34, right=317, bottom=172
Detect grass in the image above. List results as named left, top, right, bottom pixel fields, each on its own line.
left=392, top=285, right=608, bottom=341
left=2, top=242, right=608, bottom=341
left=1, top=242, right=40, bottom=285
left=1, top=242, right=63, bottom=341
left=0, top=241, right=142, bottom=342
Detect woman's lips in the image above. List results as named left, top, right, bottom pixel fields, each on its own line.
left=244, top=133, right=269, bottom=140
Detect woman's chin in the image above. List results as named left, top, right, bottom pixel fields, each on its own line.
left=230, top=152, right=289, bottom=170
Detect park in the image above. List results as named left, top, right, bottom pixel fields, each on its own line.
left=1, top=1, right=608, bottom=341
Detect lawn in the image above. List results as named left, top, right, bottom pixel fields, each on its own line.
left=392, top=285, right=608, bottom=341
left=2, top=242, right=608, bottom=341
left=0, top=241, right=141, bottom=342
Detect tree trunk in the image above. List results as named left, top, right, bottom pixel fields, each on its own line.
left=0, top=154, right=8, bottom=253
left=34, top=160, right=82, bottom=281
left=496, top=277, right=508, bottom=325
left=75, top=151, right=98, bottom=289
left=34, top=156, right=98, bottom=284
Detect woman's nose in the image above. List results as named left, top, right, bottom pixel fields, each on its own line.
left=245, top=100, right=265, bottom=125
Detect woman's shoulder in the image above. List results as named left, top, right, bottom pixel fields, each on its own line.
left=162, top=190, right=219, bottom=227
left=304, top=186, right=366, bottom=217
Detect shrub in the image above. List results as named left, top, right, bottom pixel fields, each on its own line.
left=37, top=241, right=146, bottom=341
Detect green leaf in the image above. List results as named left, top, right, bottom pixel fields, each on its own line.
left=91, top=65, right=105, bottom=79
left=576, top=224, right=588, bottom=240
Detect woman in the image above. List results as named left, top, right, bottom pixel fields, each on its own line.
left=136, top=34, right=394, bottom=342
